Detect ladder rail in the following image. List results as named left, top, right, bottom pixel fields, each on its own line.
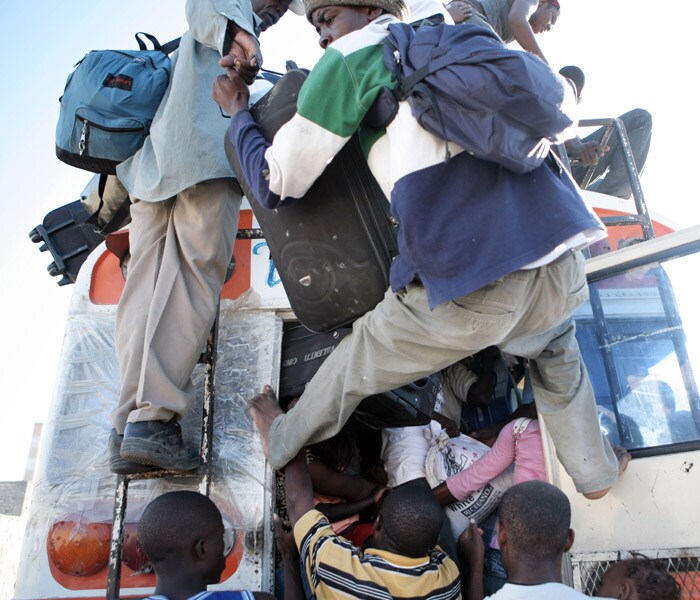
left=106, top=312, right=219, bottom=600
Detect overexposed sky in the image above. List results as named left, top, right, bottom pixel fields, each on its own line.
left=0, top=0, right=698, bottom=481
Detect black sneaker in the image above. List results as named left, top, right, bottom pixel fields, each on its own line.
left=120, top=419, right=200, bottom=471
left=108, top=429, right=161, bottom=475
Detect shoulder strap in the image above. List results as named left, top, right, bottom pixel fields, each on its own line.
left=160, top=37, right=181, bottom=55
left=512, top=417, right=532, bottom=442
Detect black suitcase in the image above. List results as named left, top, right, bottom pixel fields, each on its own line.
left=354, top=375, right=440, bottom=429
left=280, top=323, right=439, bottom=428
left=225, top=69, right=398, bottom=333
left=279, top=324, right=352, bottom=402
left=29, top=200, right=106, bottom=286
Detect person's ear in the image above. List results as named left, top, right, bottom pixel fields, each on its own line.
left=366, top=6, right=383, bottom=20
left=193, top=538, right=207, bottom=561
left=563, top=528, right=575, bottom=553
left=496, top=521, right=507, bottom=548
left=373, top=512, right=383, bottom=534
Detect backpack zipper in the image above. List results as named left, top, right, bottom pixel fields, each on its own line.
left=77, top=116, right=144, bottom=156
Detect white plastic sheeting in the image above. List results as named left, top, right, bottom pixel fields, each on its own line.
left=15, top=294, right=281, bottom=598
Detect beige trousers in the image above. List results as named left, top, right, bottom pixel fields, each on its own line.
left=110, top=178, right=242, bottom=433
left=268, top=250, right=619, bottom=494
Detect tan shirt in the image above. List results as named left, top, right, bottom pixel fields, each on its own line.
left=117, top=0, right=260, bottom=202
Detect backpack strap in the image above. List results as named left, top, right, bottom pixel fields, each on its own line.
left=160, top=37, right=182, bottom=55
left=135, top=32, right=181, bottom=55
left=135, top=32, right=163, bottom=50
left=85, top=174, right=132, bottom=235
left=512, top=417, right=532, bottom=447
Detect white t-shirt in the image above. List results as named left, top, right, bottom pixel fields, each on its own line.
left=485, top=582, right=614, bottom=599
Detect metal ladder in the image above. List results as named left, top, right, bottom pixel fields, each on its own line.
left=561, top=118, right=699, bottom=446
left=105, top=313, right=219, bottom=600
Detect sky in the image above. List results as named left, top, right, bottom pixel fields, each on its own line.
left=0, top=0, right=698, bottom=481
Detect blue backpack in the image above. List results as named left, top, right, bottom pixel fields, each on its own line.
left=55, top=33, right=180, bottom=174
left=365, top=23, right=576, bottom=174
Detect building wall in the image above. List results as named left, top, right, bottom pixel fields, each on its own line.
left=0, top=482, right=27, bottom=517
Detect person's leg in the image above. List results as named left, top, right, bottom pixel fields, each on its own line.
left=260, top=255, right=585, bottom=470
left=118, top=178, right=242, bottom=469
left=499, top=253, right=624, bottom=495
left=111, top=197, right=172, bottom=434
left=503, top=318, right=620, bottom=494
left=124, top=178, right=241, bottom=425
left=574, top=109, right=652, bottom=199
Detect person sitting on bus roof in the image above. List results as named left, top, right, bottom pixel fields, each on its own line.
left=457, top=0, right=561, bottom=64
left=254, top=385, right=461, bottom=600
left=458, top=480, right=617, bottom=599
left=597, top=558, right=681, bottom=600
left=137, top=491, right=274, bottom=600
left=559, top=65, right=652, bottom=200
left=220, top=0, right=628, bottom=500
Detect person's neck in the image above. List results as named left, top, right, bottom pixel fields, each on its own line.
left=154, top=572, right=207, bottom=600
left=506, top=556, right=564, bottom=586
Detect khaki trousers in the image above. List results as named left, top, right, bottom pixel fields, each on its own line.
left=268, top=250, right=619, bottom=494
left=110, top=178, right=242, bottom=433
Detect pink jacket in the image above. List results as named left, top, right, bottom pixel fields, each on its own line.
left=445, top=419, right=546, bottom=500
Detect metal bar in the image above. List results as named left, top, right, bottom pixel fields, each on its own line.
left=236, top=228, right=265, bottom=239
left=585, top=281, right=627, bottom=445
left=580, top=123, right=615, bottom=190
left=612, top=118, right=654, bottom=240
left=601, top=215, right=645, bottom=227
left=556, top=142, right=572, bottom=172
left=106, top=475, right=129, bottom=600
left=198, top=311, right=219, bottom=496
left=652, top=269, right=700, bottom=435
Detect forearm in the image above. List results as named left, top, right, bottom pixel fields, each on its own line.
left=280, top=550, right=305, bottom=600
left=447, top=428, right=515, bottom=499
left=229, top=111, right=291, bottom=209
left=316, top=497, right=374, bottom=522
left=463, top=564, right=485, bottom=600
left=285, top=451, right=316, bottom=526
left=432, top=481, right=459, bottom=506
left=308, top=460, right=374, bottom=501
left=509, top=19, right=547, bottom=63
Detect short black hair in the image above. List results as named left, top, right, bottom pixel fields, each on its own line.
left=559, top=65, right=585, bottom=98
left=499, top=481, right=570, bottom=561
left=381, top=484, right=444, bottom=557
left=138, top=491, right=223, bottom=564
left=616, top=559, right=681, bottom=600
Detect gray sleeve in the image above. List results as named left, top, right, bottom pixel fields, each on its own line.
left=443, top=362, right=478, bottom=402
left=186, top=0, right=257, bottom=55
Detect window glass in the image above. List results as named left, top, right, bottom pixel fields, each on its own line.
left=575, top=252, right=700, bottom=451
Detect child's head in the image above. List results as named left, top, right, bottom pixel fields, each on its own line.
left=497, top=481, right=574, bottom=567
left=373, top=484, right=444, bottom=557
left=597, top=559, right=681, bottom=600
left=138, top=491, right=226, bottom=586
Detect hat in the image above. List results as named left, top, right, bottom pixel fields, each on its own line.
left=289, top=0, right=306, bottom=15
left=304, top=0, right=407, bottom=22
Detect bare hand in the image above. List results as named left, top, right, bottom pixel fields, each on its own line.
left=457, top=519, right=485, bottom=569
left=469, top=427, right=498, bottom=447
left=371, top=485, right=391, bottom=505
left=212, top=73, right=250, bottom=117
left=274, top=514, right=298, bottom=558
left=220, top=23, right=262, bottom=85
left=446, top=0, right=472, bottom=23
left=573, top=140, right=609, bottom=167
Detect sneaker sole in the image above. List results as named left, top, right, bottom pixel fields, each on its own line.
left=120, top=438, right=200, bottom=472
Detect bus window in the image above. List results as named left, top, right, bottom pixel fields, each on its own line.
left=575, top=251, right=700, bottom=454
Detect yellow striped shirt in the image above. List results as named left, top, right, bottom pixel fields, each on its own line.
left=294, top=510, right=461, bottom=599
